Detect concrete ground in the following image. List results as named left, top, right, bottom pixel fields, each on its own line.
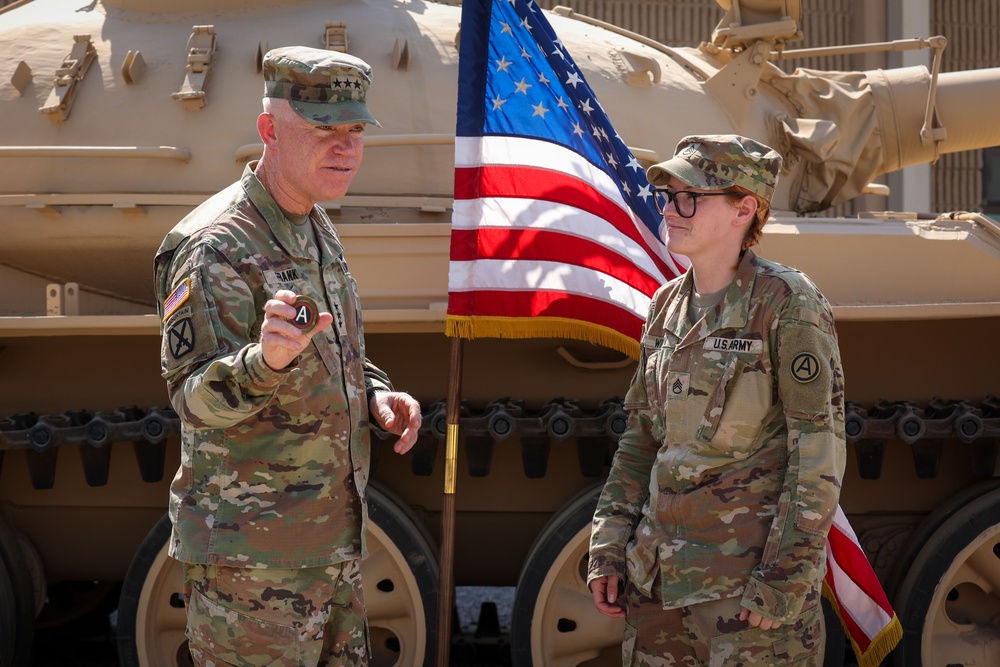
left=27, top=585, right=516, bottom=666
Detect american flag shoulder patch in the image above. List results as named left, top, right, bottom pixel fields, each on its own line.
left=163, top=278, right=191, bottom=322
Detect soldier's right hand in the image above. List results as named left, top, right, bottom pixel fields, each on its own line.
left=590, top=575, right=626, bottom=618
left=261, top=290, right=334, bottom=370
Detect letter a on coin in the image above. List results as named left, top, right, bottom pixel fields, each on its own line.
left=290, top=295, right=319, bottom=334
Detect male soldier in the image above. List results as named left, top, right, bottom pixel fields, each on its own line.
left=588, top=135, right=846, bottom=665
left=154, top=47, right=421, bottom=666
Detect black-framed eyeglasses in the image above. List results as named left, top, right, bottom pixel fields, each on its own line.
left=653, top=189, right=739, bottom=218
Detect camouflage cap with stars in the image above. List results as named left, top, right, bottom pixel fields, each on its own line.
left=262, top=46, right=381, bottom=127
left=646, top=134, right=783, bottom=204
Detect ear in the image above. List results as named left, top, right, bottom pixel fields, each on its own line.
left=732, top=194, right=758, bottom=230
left=257, top=112, right=277, bottom=146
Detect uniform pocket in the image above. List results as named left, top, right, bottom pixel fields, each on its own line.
left=696, top=356, right=745, bottom=443
left=185, top=586, right=305, bottom=667
left=709, top=627, right=776, bottom=667
left=709, top=606, right=822, bottom=666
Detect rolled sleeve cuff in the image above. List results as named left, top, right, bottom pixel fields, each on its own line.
left=365, top=380, right=393, bottom=405
left=243, top=344, right=296, bottom=394
left=741, top=576, right=797, bottom=623
left=586, top=549, right=626, bottom=588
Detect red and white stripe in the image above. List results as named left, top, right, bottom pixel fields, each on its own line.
left=824, top=505, right=897, bottom=654
left=449, top=135, right=687, bottom=336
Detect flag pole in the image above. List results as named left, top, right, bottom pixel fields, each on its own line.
left=436, top=335, right=463, bottom=667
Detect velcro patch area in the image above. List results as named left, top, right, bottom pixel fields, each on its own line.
left=163, top=278, right=191, bottom=322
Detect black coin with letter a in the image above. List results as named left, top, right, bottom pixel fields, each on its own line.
left=290, top=295, right=320, bottom=334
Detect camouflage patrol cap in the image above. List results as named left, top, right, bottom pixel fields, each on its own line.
left=262, top=46, right=380, bottom=127
left=646, top=134, right=782, bottom=203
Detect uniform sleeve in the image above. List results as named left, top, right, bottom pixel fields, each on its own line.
left=587, top=340, right=660, bottom=586
left=363, top=359, right=394, bottom=403
left=742, top=291, right=847, bottom=621
left=156, top=242, right=293, bottom=429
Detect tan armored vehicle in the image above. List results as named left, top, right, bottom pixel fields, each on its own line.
left=1, top=0, right=998, bottom=665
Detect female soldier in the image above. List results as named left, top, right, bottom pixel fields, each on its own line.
left=588, top=135, right=846, bottom=665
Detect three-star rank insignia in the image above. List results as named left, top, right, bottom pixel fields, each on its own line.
left=290, top=295, right=320, bottom=334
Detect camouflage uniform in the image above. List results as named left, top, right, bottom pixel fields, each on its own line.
left=154, top=47, right=389, bottom=666
left=589, top=135, right=846, bottom=665
left=183, top=560, right=368, bottom=666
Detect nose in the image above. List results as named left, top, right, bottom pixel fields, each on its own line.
left=327, top=127, right=359, bottom=154
left=661, top=198, right=680, bottom=219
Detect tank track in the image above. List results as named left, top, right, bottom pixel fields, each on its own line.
left=1, top=397, right=998, bottom=489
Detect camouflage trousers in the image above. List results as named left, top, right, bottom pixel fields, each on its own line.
left=622, top=577, right=824, bottom=666
left=183, top=559, right=369, bottom=667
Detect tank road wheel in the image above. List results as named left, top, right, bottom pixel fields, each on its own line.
left=0, top=554, right=17, bottom=667
left=364, top=484, right=439, bottom=667
left=893, top=485, right=1000, bottom=666
left=511, top=484, right=845, bottom=667
left=117, top=486, right=438, bottom=667
left=511, top=484, right=623, bottom=667
left=885, top=479, right=1000, bottom=601
left=116, top=514, right=189, bottom=667
left=0, top=516, right=36, bottom=667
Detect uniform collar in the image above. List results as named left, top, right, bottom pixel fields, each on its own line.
left=242, top=161, right=342, bottom=267
left=665, top=249, right=760, bottom=348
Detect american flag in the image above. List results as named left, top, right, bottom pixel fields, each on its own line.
left=446, top=0, right=687, bottom=359
left=162, top=277, right=190, bottom=321
left=447, top=1, right=902, bottom=665
left=824, top=507, right=903, bottom=667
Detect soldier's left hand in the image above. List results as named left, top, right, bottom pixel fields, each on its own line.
left=740, top=607, right=782, bottom=630
left=370, top=392, right=422, bottom=454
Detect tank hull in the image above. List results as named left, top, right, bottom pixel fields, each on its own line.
left=2, top=0, right=1000, bottom=665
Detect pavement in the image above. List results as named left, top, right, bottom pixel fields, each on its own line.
left=27, top=586, right=517, bottom=666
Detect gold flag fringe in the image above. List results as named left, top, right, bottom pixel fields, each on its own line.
left=822, top=580, right=903, bottom=667
left=446, top=315, right=640, bottom=360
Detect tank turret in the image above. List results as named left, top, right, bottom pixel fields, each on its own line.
left=1, top=1, right=998, bottom=666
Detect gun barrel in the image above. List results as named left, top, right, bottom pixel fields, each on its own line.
left=873, top=67, right=1000, bottom=172
left=937, top=69, right=1000, bottom=154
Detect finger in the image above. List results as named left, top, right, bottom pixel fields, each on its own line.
left=303, top=312, right=334, bottom=337
left=273, top=289, right=297, bottom=304
left=590, top=580, right=604, bottom=603
left=595, top=603, right=627, bottom=618
left=406, top=398, right=422, bottom=429
left=266, top=311, right=333, bottom=342
left=392, top=437, right=413, bottom=455
left=607, top=575, right=619, bottom=604
left=264, top=299, right=298, bottom=321
left=400, top=423, right=420, bottom=445
left=739, top=608, right=749, bottom=622
left=371, top=395, right=401, bottom=433
left=378, top=402, right=397, bottom=430
left=262, top=317, right=310, bottom=344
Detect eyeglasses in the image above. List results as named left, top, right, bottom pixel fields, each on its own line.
left=653, top=189, right=739, bottom=218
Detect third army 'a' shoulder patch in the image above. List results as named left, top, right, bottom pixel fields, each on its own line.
left=791, top=351, right=821, bottom=383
